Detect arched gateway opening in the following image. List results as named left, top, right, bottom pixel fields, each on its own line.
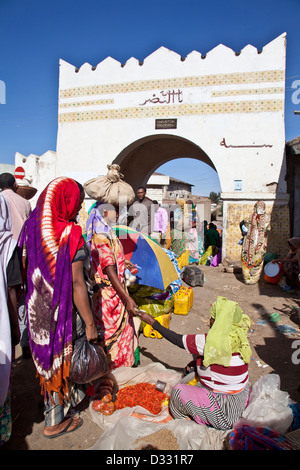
left=114, top=134, right=216, bottom=192
left=51, top=33, right=290, bottom=260
left=14, top=34, right=290, bottom=262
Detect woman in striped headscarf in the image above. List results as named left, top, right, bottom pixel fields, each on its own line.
left=19, top=177, right=98, bottom=439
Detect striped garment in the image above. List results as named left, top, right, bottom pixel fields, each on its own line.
left=169, top=381, right=251, bottom=430
left=182, top=334, right=249, bottom=394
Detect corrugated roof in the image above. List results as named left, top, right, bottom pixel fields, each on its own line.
left=153, top=171, right=194, bottom=186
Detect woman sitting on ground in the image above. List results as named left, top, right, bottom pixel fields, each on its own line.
left=272, top=237, right=300, bottom=289
left=135, top=296, right=252, bottom=430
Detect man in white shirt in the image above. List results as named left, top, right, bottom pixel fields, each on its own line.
left=0, top=173, right=31, bottom=241
left=0, top=172, right=32, bottom=358
left=151, top=200, right=169, bottom=246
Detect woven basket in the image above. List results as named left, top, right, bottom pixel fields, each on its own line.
left=16, top=186, right=37, bottom=200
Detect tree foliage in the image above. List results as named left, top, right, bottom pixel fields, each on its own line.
left=209, top=191, right=221, bottom=204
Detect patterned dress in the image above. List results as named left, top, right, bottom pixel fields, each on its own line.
left=241, top=201, right=270, bottom=285
left=90, top=230, right=136, bottom=369
left=169, top=205, right=189, bottom=270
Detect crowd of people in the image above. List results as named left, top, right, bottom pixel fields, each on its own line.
left=2, top=167, right=296, bottom=446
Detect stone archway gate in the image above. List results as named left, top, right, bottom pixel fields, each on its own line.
left=56, top=33, right=289, bottom=260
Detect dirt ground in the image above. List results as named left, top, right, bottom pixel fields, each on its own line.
left=2, top=262, right=300, bottom=451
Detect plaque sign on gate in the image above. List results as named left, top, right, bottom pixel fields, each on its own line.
left=155, top=118, right=177, bottom=129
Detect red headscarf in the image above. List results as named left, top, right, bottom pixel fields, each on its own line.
left=38, top=177, right=84, bottom=279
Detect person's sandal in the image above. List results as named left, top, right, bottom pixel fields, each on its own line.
left=43, top=417, right=83, bottom=439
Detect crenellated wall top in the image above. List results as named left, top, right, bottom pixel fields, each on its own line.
left=58, top=33, right=286, bottom=90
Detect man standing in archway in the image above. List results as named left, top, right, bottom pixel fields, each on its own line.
left=130, top=186, right=153, bottom=235
left=151, top=200, right=169, bottom=246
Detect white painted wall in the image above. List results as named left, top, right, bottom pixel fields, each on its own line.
left=14, top=32, right=287, bottom=221
left=14, top=150, right=56, bottom=206
left=55, top=33, right=287, bottom=204
left=147, top=174, right=170, bottom=186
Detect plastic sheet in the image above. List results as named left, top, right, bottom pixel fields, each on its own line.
left=237, top=374, right=293, bottom=434
left=89, top=415, right=230, bottom=450
left=88, top=363, right=229, bottom=450
left=89, top=363, right=181, bottom=432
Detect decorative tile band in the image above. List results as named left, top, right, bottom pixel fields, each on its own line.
left=212, top=87, right=284, bottom=97
left=58, top=99, right=284, bottom=123
left=59, top=99, right=114, bottom=108
left=59, top=70, right=285, bottom=99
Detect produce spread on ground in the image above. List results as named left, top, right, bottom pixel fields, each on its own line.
left=92, top=381, right=168, bottom=416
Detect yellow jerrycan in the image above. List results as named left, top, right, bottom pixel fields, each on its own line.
left=143, top=313, right=171, bottom=338
left=180, top=286, right=193, bottom=309
left=173, top=290, right=190, bottom=315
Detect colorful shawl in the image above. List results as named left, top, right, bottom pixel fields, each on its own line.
left=85, top=203, right=136, bottom=368
left=0, top=194, right=17, bottom=407
left=203, top=296, right=252, bottom=367
left=175, top=198, right=189, bottom=220
left=228, top=425, right=291, bottom=450
left=186, top=200, right=198, bottom=228
left=86, top=203, right=112, bottom=240
left=18, top=177, right=84, bottom=403
left=241, top=201, right=270, bottom=267
left=85, top=202, right=121, bottom=256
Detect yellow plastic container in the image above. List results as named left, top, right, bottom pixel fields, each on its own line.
left=143, top=313, right=171, bottom=338
left=177, top=249, right=189, bottom=270
left=173, top=291, right=190, bottom=315
left=180, top=286, right=193, bottom=309
left=187, top=376, right=200, bottom=386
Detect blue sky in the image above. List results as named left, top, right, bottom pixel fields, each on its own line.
left=1, top=0, right=300, bottom=196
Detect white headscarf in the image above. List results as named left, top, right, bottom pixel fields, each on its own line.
left=0, top=194, right=16, bottom=407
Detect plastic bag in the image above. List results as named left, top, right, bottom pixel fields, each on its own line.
left=69, top=336, right=109, bottom=384
left=181, top=266, right=204, bottom=286
left=130, top=285, right=174, bottom=329
left=89, top=414, right=229, bottom=450
left=237, top=374, right=293, bottom=434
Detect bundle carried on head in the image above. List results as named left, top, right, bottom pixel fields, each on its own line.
left=83, top=164, right=135, bottom=206
left=16, top=177, right=38, bottom=200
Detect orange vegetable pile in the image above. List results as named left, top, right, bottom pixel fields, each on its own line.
left=115, top=382, right=167, bottom=415
left=92, top=377, right=116, bottom=415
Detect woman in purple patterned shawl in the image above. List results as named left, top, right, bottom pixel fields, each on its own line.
left=19, top=177, right=98, bottom=439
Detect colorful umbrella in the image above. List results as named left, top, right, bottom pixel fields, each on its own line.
left=113, top=225, right=179, bottom=291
